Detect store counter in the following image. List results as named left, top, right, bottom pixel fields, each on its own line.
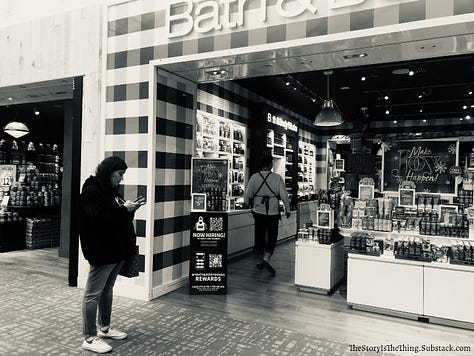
left=228, top=209, right=297, bottom=258
left=347, top=252, right=474, bottom=330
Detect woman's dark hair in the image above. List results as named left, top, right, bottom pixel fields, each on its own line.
left=96, top=156, right=128, bottom=180
left=261, top=153, right=273, bottom=168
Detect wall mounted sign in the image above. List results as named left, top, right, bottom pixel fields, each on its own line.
left=166, top=0, right=421, bottom=38
left=266, top=112, right=298, bottom=132
left=382, top=140, right=458, bottom=194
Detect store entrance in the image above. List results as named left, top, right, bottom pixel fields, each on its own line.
left=0, top=76, right=82, bottom=287
left=155, top=20, right=474, bottom=299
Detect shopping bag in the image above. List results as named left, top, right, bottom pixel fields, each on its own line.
left=119, top=245, right=139, bottom=278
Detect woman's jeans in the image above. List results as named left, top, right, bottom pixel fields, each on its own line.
left=82, top=261, right=123, bottom=338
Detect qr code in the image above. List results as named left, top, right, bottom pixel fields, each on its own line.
left=209, top=254, right=222, bottom=268
left=209, top=217, right=224, bottom=232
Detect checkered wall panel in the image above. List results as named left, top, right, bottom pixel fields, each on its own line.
left=107, top=1, right=473, bottom=64
left=153, top=69, right=196, bottom=288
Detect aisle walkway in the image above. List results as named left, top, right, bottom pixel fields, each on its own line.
left=0, top=243, right=473, bottom=355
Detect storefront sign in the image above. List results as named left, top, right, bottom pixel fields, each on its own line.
left=166, top=0, right=420, bottom=38
left=383, top=140, right=458, bottom=194
left=0, top=165, right=16, bottom=187
left=267, top=112, right=297, bottom=132
left=189, top=212, right=228, bottom=294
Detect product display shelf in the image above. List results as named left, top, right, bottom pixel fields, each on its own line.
left=195, top=110, right=247, bottom=201
left=340, top=228, right=474, bottom=244
left=267, top=129, right=294, bottom=193
left=295, top=239, right=344, bottom=294
left=297, top=142, right=315, bottom=199
left=347, top=251, right=474, bottom=330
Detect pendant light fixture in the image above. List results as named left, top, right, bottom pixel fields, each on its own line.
left=4, top=121, right=29, bottom=138
left=314, top=70, right=343, bottom=126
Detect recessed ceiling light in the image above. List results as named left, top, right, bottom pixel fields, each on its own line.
left=393, top=120, right=397, bottom=124
left=463, top=105, right=468, bottom=109
left=384, top=95, right=389, bottom=100
left=422, top=119, right=427, bottom=122
left=408, top=70, right=415, bottom=76
left=466, top=115, right=471, bottom=120
left=420, top=109, right=423, bottom=113
left=468, top=90, right=473, bottom=95
left=471, top=105, right=474, bottom=108
left=343, top=53, right=368, bottom=60
left=361, top=76, right=366, bottom=81
left=206, top=68, right=228, bottom=80
left=8, top=97, right=12, bottom=101
left=385, top=110, right=390, bottom=115
left=285, top=81, right=290, bottom=86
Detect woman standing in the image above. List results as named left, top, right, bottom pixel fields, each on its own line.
left=79, top=156, right=145, bottom=353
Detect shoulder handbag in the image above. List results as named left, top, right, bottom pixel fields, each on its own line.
left=119, top=245, right=139, bottom=278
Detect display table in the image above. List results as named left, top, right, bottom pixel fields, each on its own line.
left=347, top=253, right=474, bottom=330
left=295, top=239, right=344, bottom=294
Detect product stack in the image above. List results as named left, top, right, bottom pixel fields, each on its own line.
left=25, top=218, right=60, bottom=249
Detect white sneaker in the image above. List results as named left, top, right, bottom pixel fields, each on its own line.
left=82, top=337, right=112, bottom=353
left=98, top=327, right=127, bottom=340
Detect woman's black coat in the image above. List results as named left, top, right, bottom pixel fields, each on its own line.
left=79, top=176, right=136, bottom=266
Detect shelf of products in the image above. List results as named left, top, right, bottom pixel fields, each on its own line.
left=266, top=129, right=295, bottom=194
left=297, top=142, right=315, bottom=199
left=0, top=139, right=63, bottom=251
left=194, top=111, right=247, bottom=206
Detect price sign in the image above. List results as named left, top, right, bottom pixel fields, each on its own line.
left=0, top=165, right=16, bottom=187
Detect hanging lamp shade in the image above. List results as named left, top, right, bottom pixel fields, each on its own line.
left=314, top=70, right=343, bottom=126
left=4, top=121, right=29, bottom=138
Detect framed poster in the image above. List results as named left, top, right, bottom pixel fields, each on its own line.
left=192, top=194, right=207, bottom=212
left=359, top=185, right=374, bottom=200
left=398, top=188, right=415, bottom=207
left=382, top=140, right=458, bottom=194
left=191, top=158, right=229, bottom=194
left=334, top=159, right=345, bottom=172
left=439, top=204, right=459, bottom=223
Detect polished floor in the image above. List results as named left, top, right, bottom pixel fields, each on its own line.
left=1, top=241, right=473, bottom=355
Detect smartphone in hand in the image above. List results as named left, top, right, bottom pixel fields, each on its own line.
left=133, top=196, right=146, bottom=205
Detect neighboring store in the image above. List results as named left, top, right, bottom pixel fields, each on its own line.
left=0, top=3, right=103, bottom=286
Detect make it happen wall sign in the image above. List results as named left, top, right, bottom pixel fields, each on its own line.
left=382, top=140, right=458, bottom=194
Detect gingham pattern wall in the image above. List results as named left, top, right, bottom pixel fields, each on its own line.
left=107, top=0, right=474, bottom=63
left=153, top=70, right=196, bottom=294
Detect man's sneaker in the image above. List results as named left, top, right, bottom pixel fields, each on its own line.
left=82, top=337, right=112, bottom=353
left=98, top=327, right=127, bottom=340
